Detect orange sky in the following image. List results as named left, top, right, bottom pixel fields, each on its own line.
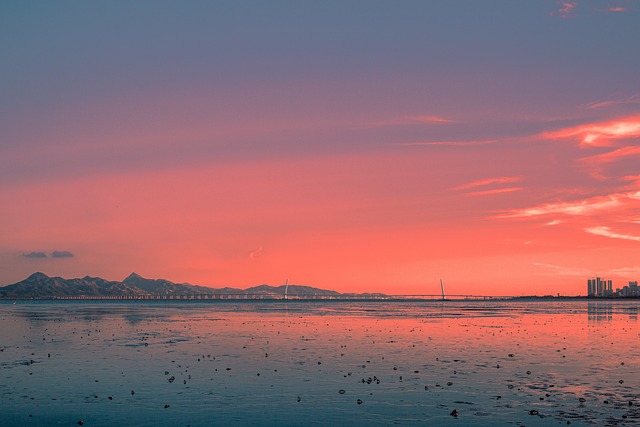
left=1, top=2, right=639, bottom=295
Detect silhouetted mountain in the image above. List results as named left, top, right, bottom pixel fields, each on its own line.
left=246, top=284, right=341, bottom=297
left=0, top=272, right=145, bottom=298
left=0, top=272, right=383, bottom=299
left=121, top=272, right=229, bottom=296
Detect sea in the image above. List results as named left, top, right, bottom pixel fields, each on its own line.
left=1, top=299, right=638, bottom=426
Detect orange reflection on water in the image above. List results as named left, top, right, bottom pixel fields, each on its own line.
left=1, top=300, right=639, bottom=425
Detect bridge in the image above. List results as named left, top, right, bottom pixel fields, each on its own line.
left=45, top=293, right=512, bottom=301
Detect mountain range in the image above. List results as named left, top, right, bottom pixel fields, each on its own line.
left=0, top=272, right=386, bottom=299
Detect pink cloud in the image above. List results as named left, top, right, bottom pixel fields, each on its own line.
left=501, top=188, right=640, bottom=244
left=396, top=139, right=498, bottom=147
left=584, top=93, right=640, bottom=109
left=542, top=115, right=640, bottom=146
left=248, top=247, right=264, bottom=260
left=467, top=187, right=523, bottom=197
left=585, top=226, right=640, bottom=241
left=453, top=176, right=521, bottom=191
left=621, top=175, right=640, bottom=187
left=533, top=262, right=591, bottom=276
left=452, top=177, right=523, bottom=197
left=500, top=191, right=640, bottom=218
left=550, top=1, right=578, bottom=18
left=364, top=115, right=452, bottom=128
left=580, top=146, right=640, bottom=164
left=411, top=115, right=452, bottom=123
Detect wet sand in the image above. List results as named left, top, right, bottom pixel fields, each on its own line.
left=1, top=300, right=639, bottom=426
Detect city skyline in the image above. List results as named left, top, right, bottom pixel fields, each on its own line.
left=2, top=1, right=640, bottom=295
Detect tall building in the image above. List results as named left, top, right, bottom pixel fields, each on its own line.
left=614, top=281, right=639, bottom=297
left=587, top=277, right=612, bottom=297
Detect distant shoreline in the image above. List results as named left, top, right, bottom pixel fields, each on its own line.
left=2, top=295, right=639, bottom=302
left=5, top=272, right=640, bottom=301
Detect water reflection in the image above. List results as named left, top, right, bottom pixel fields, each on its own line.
left=587, top=301, right=613, bottom=323
left=1, top=300, right=639, bottom=426
left=587, top=301, right=640, bottom=323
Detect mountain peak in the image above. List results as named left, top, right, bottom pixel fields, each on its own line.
left=2, top=272, right=370, bottom=300
left=123, top=272, right=143, bottom=282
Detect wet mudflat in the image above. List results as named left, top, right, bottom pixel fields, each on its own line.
left=0, top=300, right=638, bottom=426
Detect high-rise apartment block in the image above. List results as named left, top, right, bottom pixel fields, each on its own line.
left=617, top=281, right=639, bottom=297
left=587, top=277, right=612, bottom=297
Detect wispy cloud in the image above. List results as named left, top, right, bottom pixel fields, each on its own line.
left=500, top=191, right=640, bottom=218
left=619, top=175, right=640, bottom=192
left=248, top=247, right=264, bottom=260
left=535, top=262, right=640, bottom=277
left=549, top=1, right=578, bottom=18
left=549, top=1, right=631, bottom=18
left=580, top=146, right=640, bottom=165
left=396, top=139, right=498, bottom=147
left=453, top=177, right=523, bottom=197
left=545, top=219, right=564, bottom=226
left=533, top=262, right=590, bottom=276
left=543, top=115, right=640, bottom=147
left=584, top=94, right=640, bottom=110
left=410, top=115, right=452, bottom=124
left=610, top=265, right=640, bottom=276
left=453, top=177, right=521, bottom=191
left=585, top=226, right=640, bottom=242
left=364, top=115, right=452, bottom=129
left=467, top=187, right=523, bottom=196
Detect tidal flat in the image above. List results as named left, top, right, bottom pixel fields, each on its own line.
left=1, top=300, right=639, bottom=426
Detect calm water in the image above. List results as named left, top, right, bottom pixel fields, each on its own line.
left=1, top=300, right=639, bottom=426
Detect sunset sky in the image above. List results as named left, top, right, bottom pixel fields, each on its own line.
left=2, top=1, right=639, bottom=295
